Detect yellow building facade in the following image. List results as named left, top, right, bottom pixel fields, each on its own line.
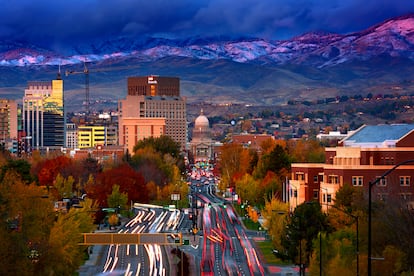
left=77, top=126, right=105, bottom=148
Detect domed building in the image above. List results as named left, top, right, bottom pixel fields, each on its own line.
left=190, top=109, right=214, bottom=162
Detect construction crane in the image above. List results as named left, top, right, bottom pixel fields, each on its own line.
left=65, top=62, right=142, bottom=115
left=65, top=62, right=90, bottom=114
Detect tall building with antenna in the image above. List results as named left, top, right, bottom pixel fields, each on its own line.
left=22, top=70, right=64, bottom=152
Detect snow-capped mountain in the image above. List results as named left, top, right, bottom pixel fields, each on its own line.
left=1, top=14, right=413, bottom=68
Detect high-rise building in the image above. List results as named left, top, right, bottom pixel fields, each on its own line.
left=118, top=91, right=187, bottom=153
left=127, top=76, right=180, bottom=97
left=66, top=123, right=78, bottom=149
left=0, top=99, right=18, bottom=142
left=22, top=73, right=64, bottom=151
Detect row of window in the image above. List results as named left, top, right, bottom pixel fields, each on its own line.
left=296, top=172, right=412, bottom=186
left=351, top=176, right=410, bottom=186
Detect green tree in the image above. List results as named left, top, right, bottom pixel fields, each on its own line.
left=281, top=202, right=328, bottom=270
left=254, top=144, right=291, bottom=179
left=0, top=158, right=33, bottom=184
left=133, top=135, right=180, bottom=158
left=107, top=184, right=128, bottom=212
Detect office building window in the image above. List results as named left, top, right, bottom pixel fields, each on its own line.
left=352, top=176, right=363, bottom=186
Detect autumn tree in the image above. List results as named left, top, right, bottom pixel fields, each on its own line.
left=287, top=139, right=325, bottom=163
left=219, top=143, right=254, bottom=190
left=43, top=199, right=96, bottom=275
left=260, top=171, right=283, bottom=201
left=107, top=184, right=128, bottom=212
left=261, top=197, right=289, bottom=255
left=86, top=163, right=148, bottom=208
left=235, top=174, right=261, bottom=206
left=53, top=174, right=75, bottom=200
left=34, top=155, right=72, bottom=187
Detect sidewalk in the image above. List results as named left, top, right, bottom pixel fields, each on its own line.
left=77, top=217, right=129, bottom=276
left=78, top=245, right=105, bottom=276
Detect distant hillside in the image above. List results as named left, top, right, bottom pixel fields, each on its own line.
left=0, top=14, right=414, bottom=112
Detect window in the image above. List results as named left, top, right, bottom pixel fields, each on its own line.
left=352, top=176, right=363, bottom=186
left=313, top=175, right=318, bottom=183
left=296, top=173, right=305, bottom=181
left=376, top=176, right=387, bottom=186
left=328, top=175, right=339, bottom=184
left=400, top=176, right=411, bottom=186
left=313, top=190, right=319, bottom=199
left=327, top=194, right=332, bottom=203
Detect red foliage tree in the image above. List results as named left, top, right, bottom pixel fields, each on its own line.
left=87, top=163, right=149, bottom=208
left=35, top=156, right=72, bottom=187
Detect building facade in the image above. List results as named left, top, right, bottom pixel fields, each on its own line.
left=127, top=76, right=180, bottom=97
left=289, top=124, right=414, bottom=212
left=66, top=123, right=78, bottom=149
left=0, top=99, right=18, bottom=142
left=22, top=73, right=64, bottom=151
left=119, top=117, right=166, bottom=154
left=190, top=110, right=214, bottom=162
left=119, top=76, right=187, bottom=153
left=77, top=125, right=106, bottom=148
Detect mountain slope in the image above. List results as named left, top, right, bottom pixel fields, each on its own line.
left=0, top=14, right=413, bottom=112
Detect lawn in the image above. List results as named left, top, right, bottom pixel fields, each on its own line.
left=255, top=239, right=288, bottom=265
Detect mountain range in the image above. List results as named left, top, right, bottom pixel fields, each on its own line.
left=0, top=13, right=413, bottom=112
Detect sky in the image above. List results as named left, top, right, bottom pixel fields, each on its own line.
left=0, top=0, right=413, bottom=49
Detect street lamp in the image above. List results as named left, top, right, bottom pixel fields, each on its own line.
left=368, top=159, right=414, bottom=276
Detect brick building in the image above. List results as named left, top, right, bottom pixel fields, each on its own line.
left=289, top=124, right=414, bottom=211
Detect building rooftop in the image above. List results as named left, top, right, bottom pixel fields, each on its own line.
left=342, top=124, right=414, bottom=147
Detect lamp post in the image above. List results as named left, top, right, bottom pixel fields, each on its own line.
left=368, top=159, right=414, bottom=276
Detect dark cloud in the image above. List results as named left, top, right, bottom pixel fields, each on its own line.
left=0, top=0, right=412, bottom=48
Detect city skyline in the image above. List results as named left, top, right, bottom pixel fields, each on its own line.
left=0, top=1, right=413, bottom=51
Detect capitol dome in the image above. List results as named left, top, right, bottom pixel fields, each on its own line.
left=194, top=109, right=209, bottom=129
